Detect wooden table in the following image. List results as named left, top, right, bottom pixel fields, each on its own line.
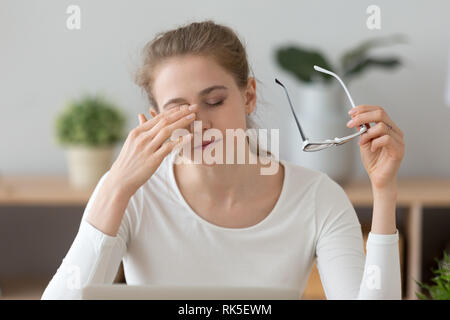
left=1, top=175, right=449, bottom=300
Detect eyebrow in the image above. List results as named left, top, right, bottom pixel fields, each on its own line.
left=161, top=85, right=228, bottom=109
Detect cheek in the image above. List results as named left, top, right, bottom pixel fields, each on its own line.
left=224, top=98, right=247, bottom=124
left=215, top=105, right=246, bottom=129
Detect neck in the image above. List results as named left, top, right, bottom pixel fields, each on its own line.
left=173, top=140, right=266, bottom=204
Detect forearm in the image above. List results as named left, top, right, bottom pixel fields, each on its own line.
left=85, top=176, right=132, bottom=237
left=356, top=183, right=401, bottom=299
left=370, top=183, right=398, bottom=235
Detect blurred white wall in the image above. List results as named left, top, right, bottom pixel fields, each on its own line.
left=1, top=0, right=449, bottom=178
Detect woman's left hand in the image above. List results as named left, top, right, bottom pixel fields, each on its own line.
left=347, top=105, right=405, bottom=190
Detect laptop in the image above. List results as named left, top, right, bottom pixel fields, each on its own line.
left=81, top=284, right=300, bottom=300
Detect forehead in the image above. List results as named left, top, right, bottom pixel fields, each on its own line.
left=152, top=55, right=237, bottom=104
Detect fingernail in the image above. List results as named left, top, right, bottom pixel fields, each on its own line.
left=348, top=109, right=356, bottom=115
left=346, top=119, right=354, bottom=127
left=185, top=113, right=195, bottom=119
left=188, top=104, right=197, bottom=111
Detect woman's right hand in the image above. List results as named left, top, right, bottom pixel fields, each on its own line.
left=85, top=103, right=198, bottom=236
left=108, top=103, right=198, bottom=198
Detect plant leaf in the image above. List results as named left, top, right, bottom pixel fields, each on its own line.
left=343, top=57, right=402, bottom=79
left=415, top=250, right=450, bottom=300
left=55, top=94, right=126, bottom=146
left=340, top=34, right=407, bottom=76
left=275, top=46, right=334, bottom=83
left=415, top=291, right=429, bottom=300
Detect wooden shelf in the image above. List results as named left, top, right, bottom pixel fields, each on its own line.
left=343, top=178, right=450, bottom=207
left=0, top=175, right=93, bottom=206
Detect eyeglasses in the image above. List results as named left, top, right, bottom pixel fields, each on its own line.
left=275, top=65, right=368, bottom=152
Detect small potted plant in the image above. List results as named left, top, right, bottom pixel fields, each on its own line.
left=415, top=250, right=450, bottom=300
left=274, top=34, right=406, bottom=183
left=54, top=94, right=126, bottom=189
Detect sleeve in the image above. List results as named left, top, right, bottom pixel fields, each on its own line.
left=41, top=170, right=136, bottom=300
left=313, top=174, right=401, bottom=300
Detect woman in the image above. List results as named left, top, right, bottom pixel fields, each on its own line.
left=42, top=20, right=405, bottom=299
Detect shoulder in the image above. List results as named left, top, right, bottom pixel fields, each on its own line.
left=279, top=157, right=348, bottom=205
left=280, top=157, right=325, bottom=192
left=280, top=158, right=355, bottom=217
left=314, top=172, right=353, bottom=210
left=311, top=169, right=359, bottom=233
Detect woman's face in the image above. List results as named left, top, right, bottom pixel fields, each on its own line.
left=151, top=54, right=256, bottom=163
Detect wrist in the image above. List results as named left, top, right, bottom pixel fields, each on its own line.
left=370, top=184, right=398, bottom=235
left=104, top=172, right=135, bottom=200
left=86, top=176, right=132, bottom=237
left=372, top=182, right=398, bottom=199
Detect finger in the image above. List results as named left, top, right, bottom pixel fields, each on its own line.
left=348, top=105, right=382, bottom=116
left=148, top=111, right=197, bottom=152
left=349, top=119, right=371, bottom=134
left=369, top=134, right=405, bottom=159
left=137, top=106, right=182, bottom=132
left=358, top=121, right=403, bottom=146
left=149, top=104, right=188, bottom=119
left=349, top=105, right=403, bottom=137
left=138, top=113, right=148, bottom=125
left=347, top=107, right=403, bottom=137
left=145, top=104, right=198, bottom=140
left=153, top=132, right=193, bottom=160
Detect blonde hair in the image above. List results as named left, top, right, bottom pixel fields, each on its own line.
left=134, top=19, right=273, bottom=157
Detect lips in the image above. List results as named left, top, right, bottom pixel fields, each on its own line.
left=202, top=140, right=214, bottom=147
left=200, top=138, right=215, bottom=150
left=193, top=137, right=218, bottom=149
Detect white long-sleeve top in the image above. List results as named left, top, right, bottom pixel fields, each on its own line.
left=41, top=149, right=401, bottom=300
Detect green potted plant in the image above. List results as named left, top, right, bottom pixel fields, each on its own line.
left=274, top=34, right=406, bottom=183
left=415, top=250, right=450, bottom=300
left=54, top=94, right=126, bottom=189
left=275, top=34, right=406, bottom=85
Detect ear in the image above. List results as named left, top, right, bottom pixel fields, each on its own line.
left=244, top=77, right=257, bottom=115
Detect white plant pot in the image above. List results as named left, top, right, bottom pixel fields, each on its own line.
left=285, top=82, right=356, bottom=184
left=65, top=145, right=115, bottom=189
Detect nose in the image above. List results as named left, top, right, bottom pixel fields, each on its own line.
left=189, top=107, right=211, bottom=132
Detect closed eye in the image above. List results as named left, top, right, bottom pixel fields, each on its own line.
left=206, top=100, right=224, bottom=107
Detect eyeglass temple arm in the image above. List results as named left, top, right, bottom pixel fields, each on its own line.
left=314, top=65, right=367, bottom=131
left=313, top=65, right=356, bottom=109
left=275, top=78, right=307, bottom=141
